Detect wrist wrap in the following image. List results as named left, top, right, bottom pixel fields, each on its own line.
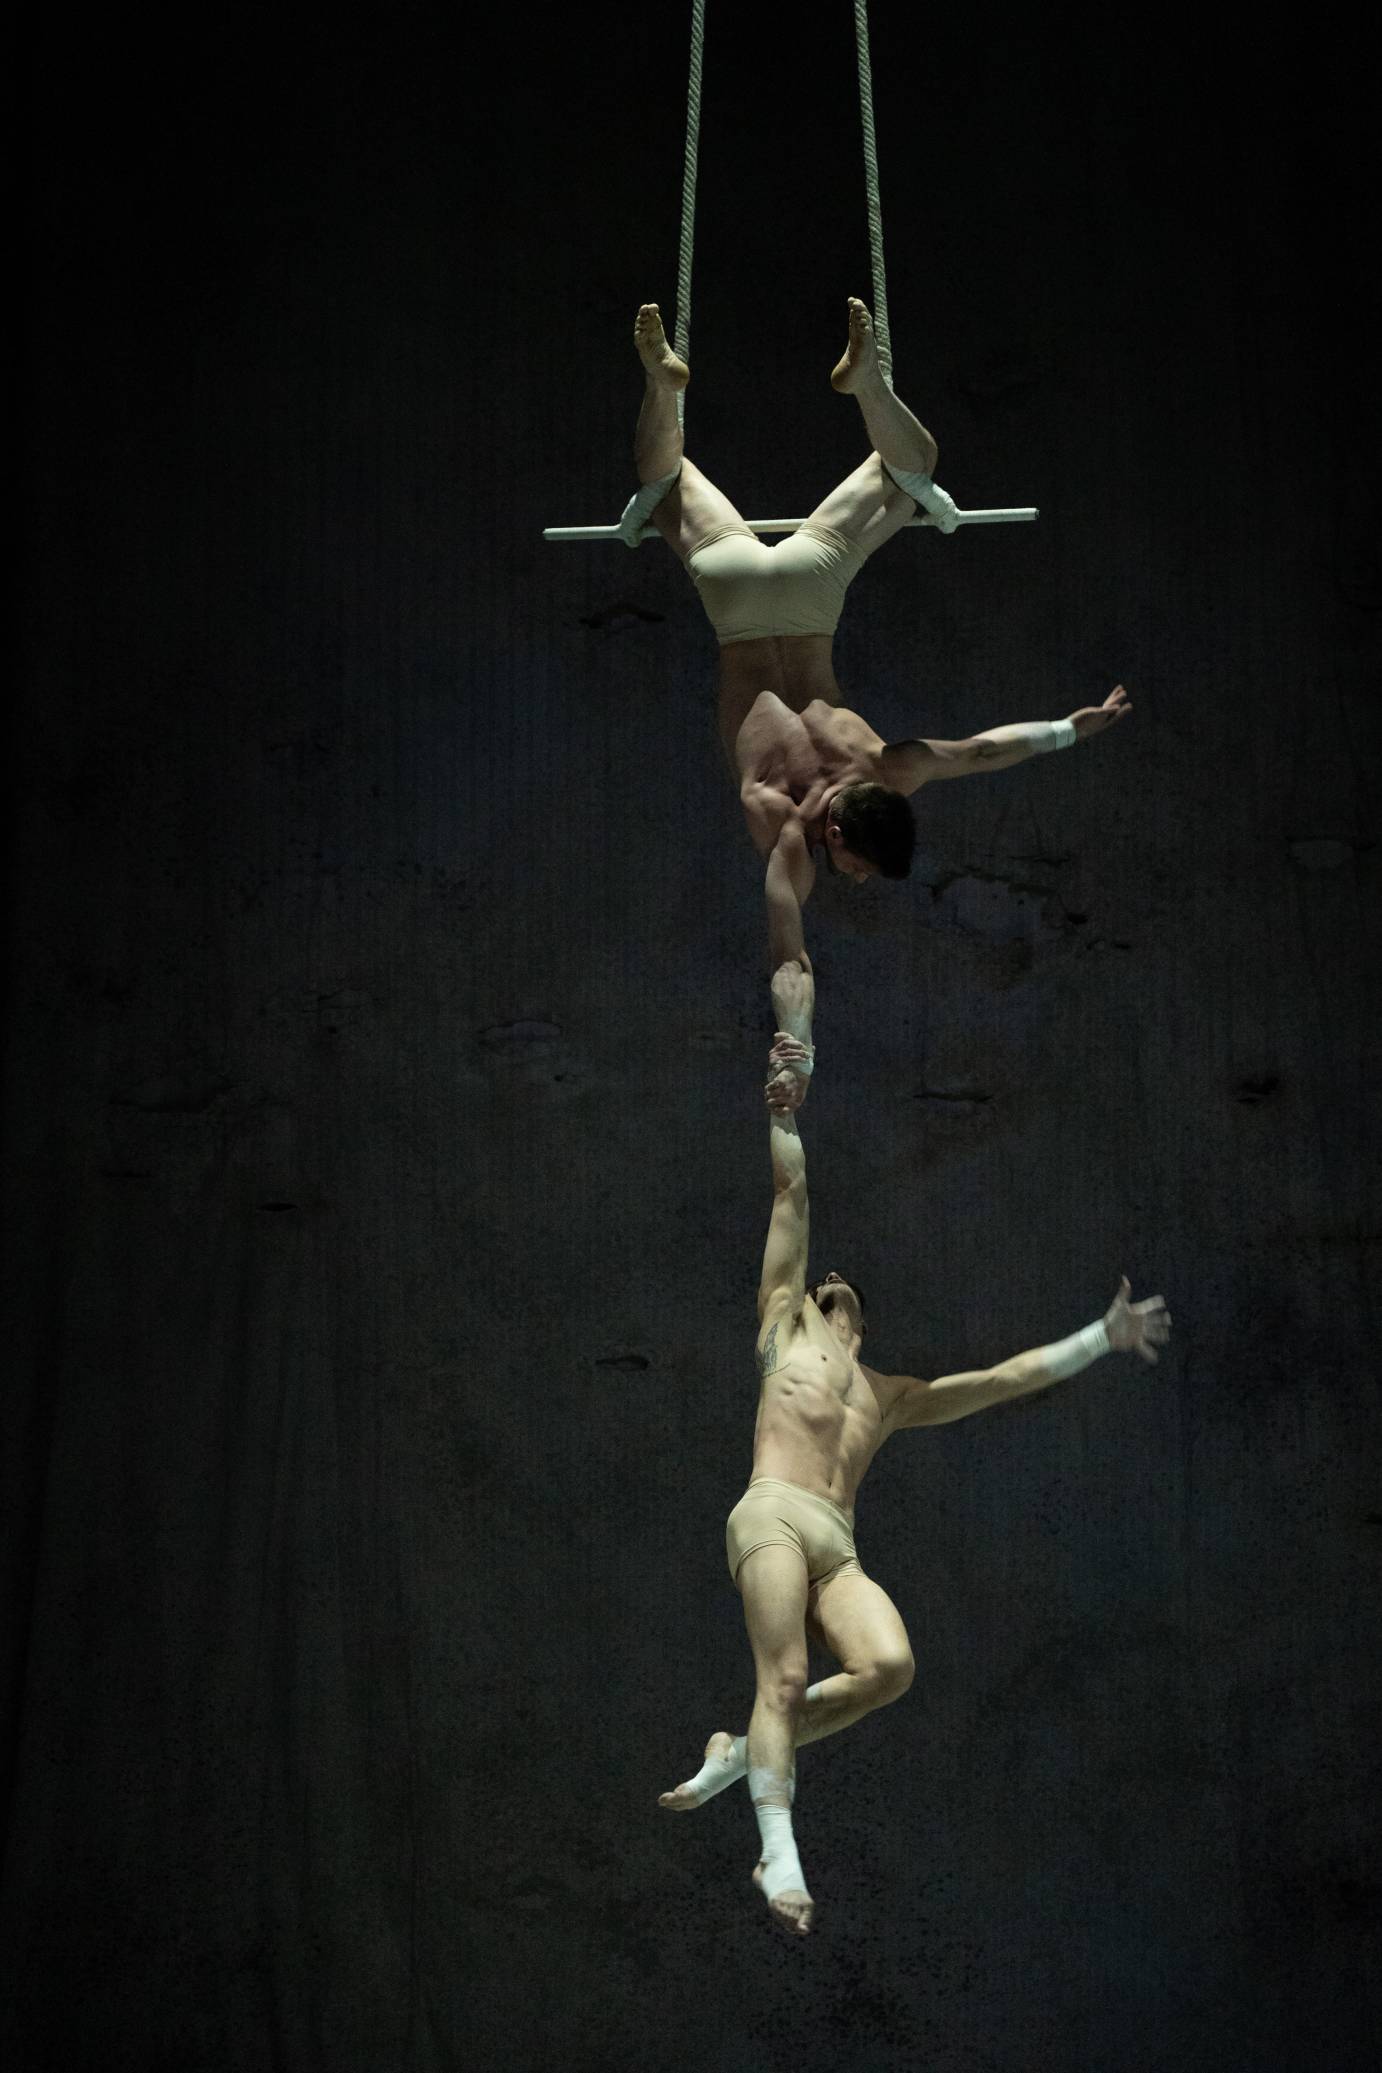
left=1042, top=1318, right=1110, bottom=1379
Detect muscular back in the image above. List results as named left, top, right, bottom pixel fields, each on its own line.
left=752, top=1298, right=895, bottom=1513
left=735, top=692, right=884, bottom=854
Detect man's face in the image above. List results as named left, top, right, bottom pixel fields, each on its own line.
left=824, top=824, right=877, bottom=886
left=810, top=1271, right=864, bottom=1334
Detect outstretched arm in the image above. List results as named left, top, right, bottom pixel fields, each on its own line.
left=887, top=1276, right=1171, bottom=1427
left=878, top=686, right=1132, bottom=795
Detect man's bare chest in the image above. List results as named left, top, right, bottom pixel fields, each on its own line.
left=767, top=1343, right=883, bottom=1438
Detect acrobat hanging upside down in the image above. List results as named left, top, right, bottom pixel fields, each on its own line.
left=629, top=298, right=1131, bottom=1012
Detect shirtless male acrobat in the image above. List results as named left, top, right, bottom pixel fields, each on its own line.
left=632, top=299, right=1132, bottom=998
left=656, top=951, right=1174, bottom=1938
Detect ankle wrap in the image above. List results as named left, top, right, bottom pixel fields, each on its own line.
left=679, top=1734, right=747, bottom=1804
left=749, top=1765, right=810, bottom=1903
left=617, top=466, right=682, bottom=547
left=883, top=461, right=959, bottom=534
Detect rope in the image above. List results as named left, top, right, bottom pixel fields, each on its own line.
left=674, top=1, right=887, bottom=408
left=673, top=0, right=706, bottom=429
left=854, top=0, right=893, bottom=386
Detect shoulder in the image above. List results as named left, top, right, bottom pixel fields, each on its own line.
left=827, top=703, right=883, bottom=744
left=805, top=704, right=881, bottom=762
left=739, top=774, right=794, bottom=818
left=734, top=688, right=798, bottom=760
left=741, top=781, right=802, bottom=855
left=877, top=740, right=938, bottom=794
left=860, top=1361, right=925, bottom=1430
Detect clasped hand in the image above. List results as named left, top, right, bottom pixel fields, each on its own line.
left=764, top=1033, right=813, bottom=1112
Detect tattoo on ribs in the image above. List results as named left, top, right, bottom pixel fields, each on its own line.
left=758, top=1323, right=779, bottom=1377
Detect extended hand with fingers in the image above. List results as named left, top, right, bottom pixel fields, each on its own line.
left=1068, top=685, right=1132, bottom=739
left=1103, top=1275, right=1172, bottom=1363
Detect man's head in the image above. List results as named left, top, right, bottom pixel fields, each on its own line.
left=807, top=1270, right=867, bottom=1343
left=824, top=783, right=915, bottom=883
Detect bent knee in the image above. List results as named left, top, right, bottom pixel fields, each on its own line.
left=870, top=1649, right=915, bottom=1703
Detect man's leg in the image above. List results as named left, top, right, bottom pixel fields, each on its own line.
left=633, top=303, right=749, bottom=560
left=737, top=1544, right=814, bottom=1936
left=796, top=1566, right=915, bottom=1747
left=659, top=1567, right=913, bottom=1810
left=799, top=297, right=941, bottom=558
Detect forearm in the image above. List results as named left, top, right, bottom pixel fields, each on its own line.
left=996, top=1317, right=1110, bottom=1400
left=768, top=1110, right=807, bottom=1195
left=962, top=717, right=1077, bottom=774
left=765, top=815, right=816, bottom=970
left=770, top=956, right=814, bottom=1051
left=765, top=844, right=806, bottom=969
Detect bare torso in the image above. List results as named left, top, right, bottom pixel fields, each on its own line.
left=717, top=636, right=883, bottom=836
left=751, top=1298, right=901, bottom=1515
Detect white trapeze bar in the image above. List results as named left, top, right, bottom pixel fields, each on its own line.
left=544, top=508, right=1037, bottom=542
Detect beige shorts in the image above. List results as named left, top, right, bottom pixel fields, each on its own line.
left=725, top=1477, right=864, bottom=1592
left=687, top=522, right=866, bottom=644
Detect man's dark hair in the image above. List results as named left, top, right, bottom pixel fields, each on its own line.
left=832, top=783, right=915, bottom=878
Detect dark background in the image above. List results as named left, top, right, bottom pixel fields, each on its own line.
left=9, top=4, right=1380, bottom=2068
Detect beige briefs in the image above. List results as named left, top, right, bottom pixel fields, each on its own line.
left=687, top=522, right=866, bottom=645
left=725, top=1476, right=864, bottom=1591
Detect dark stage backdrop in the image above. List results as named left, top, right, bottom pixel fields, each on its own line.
left=8, top=5, right=1380, bottom=2069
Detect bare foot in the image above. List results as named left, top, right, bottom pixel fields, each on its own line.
left=752, top=1859, right=814, bottom=1938
left=635, top=304, right=689, bottom=388
left=657, top=1730, right=737, bottom=1811
left=830, top=296, right=881, bottom=393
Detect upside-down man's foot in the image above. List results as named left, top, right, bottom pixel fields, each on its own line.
left=635, top=303, right=690, bottom=388
left=830, top=295, right=881, bottom=392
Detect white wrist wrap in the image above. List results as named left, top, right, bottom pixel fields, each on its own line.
left=882, top=462, right=960, bottom=534
left=1035, top=719, right=1078, bottom=753
left=1042, top=1318, right=1110, bottom=1380
left=617, top=466, right=682, bottom=547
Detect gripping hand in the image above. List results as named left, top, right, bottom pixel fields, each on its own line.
left=765, top=1034, right=813, bottom=1113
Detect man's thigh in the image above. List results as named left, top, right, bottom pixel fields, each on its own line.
left=650, top=456, right=750, bottom=561
left=738, top=1543, right=811, bottom=1680
left=801, top=453, right=917, bottom=561
left=809, top=1565, right=912, bottom=1670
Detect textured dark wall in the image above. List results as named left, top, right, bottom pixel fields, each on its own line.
left=8, top=5, right=1380, bottom=2070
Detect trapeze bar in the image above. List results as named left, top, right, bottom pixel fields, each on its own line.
left=543, top=508, right=1037, bottom=541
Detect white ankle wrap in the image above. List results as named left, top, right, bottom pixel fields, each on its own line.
left=883, top=461, right=960, bottom=534
left=679, top=1734, right=747, bottom=1804
left=749, top=1765, right=810, bottom=1903
left=617, top=466, right=681, bottom=547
